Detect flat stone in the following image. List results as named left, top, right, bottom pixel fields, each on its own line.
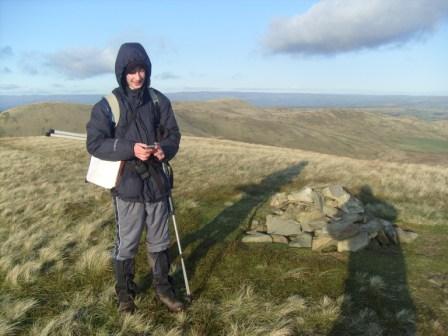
left=396, top=228, right=418, bottom=244
left=337, top=232, right=370, bottom=252
left=252, top=223, right=267, bottom=233
left=270, top=193, right=289, bottom=209
left=368, top=231, right=378, bottom=239
left=283, top=203, right=303, bottom=216
left=312, top=235, right=338, bottom=251
left=305, top=217, right=329, bottom=232
left=359, top=218, right=383, bottom=235
left=325, top=198, right=339, bottom=209
left=381, top=219, right=398, bottom=244
left=326, top=213, right=363, bottom=240
left=271, top=234, right=289, bottom=244
left=323, top=205, right=340, bottom=218
left=313, top=229, right=327, bottom=236
left=326, top=219, right=360, bottom=240
left=375, top=229, right=390, bottom=246
left=322, top=185, right=351, bottom=205
left=331, top=212, right=363, bottom=225
left=311, top=191, right=325, bottom=212
left=289, top=233, right=313, bottom=248
left=266, top=215, right=301, bottom=236
left=298, top=220, right=315, bottom=233
left=287, top=187, right=315, bottom=204
left=251, top=219, right=267, bottom=233
left=340, top=197, right=365, bottom=214
left=242, top=233, right=273, bottom=243
left=272, top=209, right=285, bottom=216
left=296, top=209, right=325, bottom=225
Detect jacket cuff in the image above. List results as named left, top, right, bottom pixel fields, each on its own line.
left=116, top=139, right=135, bottom=160
left=160, top=143, right=176, bottom=161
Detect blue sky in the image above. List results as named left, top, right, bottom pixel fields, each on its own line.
left=1, top=0, right=447, bottom=95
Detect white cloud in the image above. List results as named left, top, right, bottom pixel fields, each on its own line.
left=264, top=0, right=448, bottom=55
left=45, top=47, right=117, bottom=79
left=154, top=72, right=180, bottom=80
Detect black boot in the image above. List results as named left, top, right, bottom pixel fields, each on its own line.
left=149, top=250, right=184, bottom=312
left=113, top=259, right=137, bottom=314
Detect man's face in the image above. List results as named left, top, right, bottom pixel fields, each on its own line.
left=126, top=66, right=146, bottom=90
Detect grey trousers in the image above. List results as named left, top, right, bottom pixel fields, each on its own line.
left=112, top=196, right=171, bottom=260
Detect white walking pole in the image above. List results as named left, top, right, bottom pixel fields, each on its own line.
left=162, top=162, right=192, bottom=301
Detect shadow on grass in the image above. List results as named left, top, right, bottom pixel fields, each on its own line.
left=165, top=161, right=308, bottom=298
left=329, top=185, right=416, bottom=335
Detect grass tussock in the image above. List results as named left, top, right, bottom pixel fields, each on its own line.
left=75, top=243, right=111, bottom=276
left=0, top=295, right=38, bottom=335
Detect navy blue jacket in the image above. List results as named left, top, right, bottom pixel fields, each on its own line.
left=86, top=43, right=181, bottom=202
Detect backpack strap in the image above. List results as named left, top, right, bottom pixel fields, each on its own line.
left=148, top=88, right=160, bottom=128
left=149, top=87, right=169, bottom=142
left=148, top=87, right=160, bottom=107
left=104, top=93, right=120, bottom=125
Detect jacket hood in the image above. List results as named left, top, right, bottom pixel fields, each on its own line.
left=115, top=43, right=152, bottom=88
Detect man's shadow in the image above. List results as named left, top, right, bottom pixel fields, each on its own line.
left=329, top=185, right=416, bottom=335
left=163, top=161, right=308, bottom=297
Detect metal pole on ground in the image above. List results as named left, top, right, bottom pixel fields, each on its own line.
left=46, top=129, right=86, bottom=139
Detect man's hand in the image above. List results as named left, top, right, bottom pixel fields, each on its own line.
left=153, top=143, right=165, bottom=161
left=134, top=143, right=155, bottom=161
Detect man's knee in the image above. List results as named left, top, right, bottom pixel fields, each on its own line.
left=146, top=238, right=170, bottom=254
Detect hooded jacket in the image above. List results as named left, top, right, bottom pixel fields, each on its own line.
left=86, top=43, right=181, bottom=202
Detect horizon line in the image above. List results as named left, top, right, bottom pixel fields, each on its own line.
left=1, top=90, right=448, bottom=98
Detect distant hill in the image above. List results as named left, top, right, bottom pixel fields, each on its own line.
left=1, top=100, right=447, bottom=165
left=1, top=92, right=447, bottom=120
left=0, top=102, right=91, bottom=137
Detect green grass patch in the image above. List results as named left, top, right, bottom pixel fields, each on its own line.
left=395, top=137, right=448, bottom=154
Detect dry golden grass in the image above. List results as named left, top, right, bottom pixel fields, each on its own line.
left=0, top=135, right=446, bottom=334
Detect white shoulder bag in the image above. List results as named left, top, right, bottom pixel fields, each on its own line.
left=86, top=94, right=124, bottom=189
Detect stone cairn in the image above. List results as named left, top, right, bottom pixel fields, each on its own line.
left=242, top=185, right=418, bottom=252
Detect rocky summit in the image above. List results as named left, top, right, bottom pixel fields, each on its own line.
left=242, top=185, right=418, bottom=252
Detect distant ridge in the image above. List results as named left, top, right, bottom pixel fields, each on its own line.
left=1, top=92, right=447, bottom=117
left=0, top=95, right=101, bottom=111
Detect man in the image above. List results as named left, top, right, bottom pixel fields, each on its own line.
left=86, top=42, right=183, bottom=313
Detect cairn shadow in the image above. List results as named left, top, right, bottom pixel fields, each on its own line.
left=329, top=185, right=416, bottom=336
left=167, top=161, right=309, bottom=297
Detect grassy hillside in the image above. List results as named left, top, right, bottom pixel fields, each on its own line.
left=174, top=100, right=448, bottom=165
left=0, top=102, right=91, bottom=137
left=2, top=100, right=447, bottom=165
left=0, top=136, right=447, bottom=335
